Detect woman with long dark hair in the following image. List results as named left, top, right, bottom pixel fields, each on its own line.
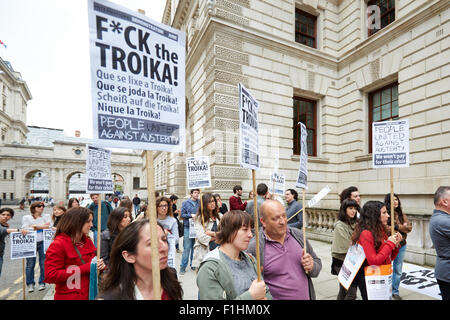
left=98, top=219, right=183, bottom=300
left=331, top=199, right=360, bottom=299
left=44, top=207, right=106, bottom=299
left=192, top=193, right=223, bottom=270
left=384, top=193, right=412, bottom=300
left=350, top=200, right=402, bottom=300
left=100, top=207, right=132, bottom=270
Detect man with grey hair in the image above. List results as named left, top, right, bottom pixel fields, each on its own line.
left=429, top=186, right=450, bottom=300
left=247, top=200, right=321, bottom=300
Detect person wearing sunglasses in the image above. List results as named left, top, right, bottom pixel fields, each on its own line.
left=21, top=201, right=52, bottom=292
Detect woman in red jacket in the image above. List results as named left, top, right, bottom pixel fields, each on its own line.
left=44, top=207, right=105, bottom=300
left=350, top=200, right=402, bottom=300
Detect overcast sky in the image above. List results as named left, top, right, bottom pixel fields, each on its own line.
left=0, top=0, right=166, bottom=139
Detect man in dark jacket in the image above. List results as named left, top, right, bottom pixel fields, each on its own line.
left=247, top=200, right=321, bottom=300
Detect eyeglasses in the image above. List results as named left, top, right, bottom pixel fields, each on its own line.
left=158, top=205, right=169, bottom=208
left=208, top=200, right=216, bottom=203
left=36, top=204, right=45, bottom=208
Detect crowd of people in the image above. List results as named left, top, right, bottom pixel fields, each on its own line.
left=0, top=184, right=448, bottom=301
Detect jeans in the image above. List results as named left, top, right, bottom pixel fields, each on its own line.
left=133, top=204, right=140, bottom=215
left=93, top=230, right=98, bottom=248
left=26, top=241, right=45, bottom=285
left=180, top=226, right=194, bottom=271
left=392, top=244, right=407, bottom=295
left=437, top=279, right=450, bottom=300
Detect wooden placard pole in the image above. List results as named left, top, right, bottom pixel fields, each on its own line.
left=252, top=169, right=262, bottom=281
left=390, top=167, right=395, bottom=236
left=200, top=189, right=205, bottom=228
left=302, top=189, right=307, bottom=254
left=22, top=259, right=26, bottom=300
left=97, top=193, right=102, bottom=260
left=145, top=150, right=161, bottom=300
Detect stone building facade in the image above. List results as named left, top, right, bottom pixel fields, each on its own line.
left=152, top=0, right=449, bottom=266
left=0, top=57, right=143, bottom=204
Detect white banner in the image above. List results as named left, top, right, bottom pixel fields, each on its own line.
left=186, top=156, right=211, bottom=189
left=88, top=0, right=186, bottom=152
left=188, top=218, right=197, bottom=239
left=372, top=119, right=409, bottom=168
left=399, top=263, right=441, bottom=300
left=86, top=145, right=114, bottom=193
left=270, top=172, right=285, bottom=196
left=43, top=228, right=55, bottom=253
left=239, top=83, right=260, bottom=170
left=308, top=185, right=331, bottom=208
left=10, top=231, right=37, bottom=260
left=295, top=122, right=308, bottom=189
left=338, top=243, right=366, bottom=290
left=365, top=264, right=393, bottom=300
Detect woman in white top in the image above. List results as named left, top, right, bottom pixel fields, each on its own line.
left=156, top=197, right=179, bottom=269
left=21, top=201, right=52, bottom=292
left=192, top=193, right=223, bottom=269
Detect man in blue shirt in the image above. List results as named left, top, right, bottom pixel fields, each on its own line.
left=179, top=189, right=199, bottom=275
left=429, top=186, right=450, bottom=300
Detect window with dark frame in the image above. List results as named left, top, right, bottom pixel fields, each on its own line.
left=3, top=170, right=6, bottom=179
left=369, top=82, right=399, bottom=153
left=367, top=0, right=395, bottom=36
left=293, top=97, right=317, bottom=156
left=295, top=9, right=317, bottom=48
left=11, top=170, right=14, bottom=180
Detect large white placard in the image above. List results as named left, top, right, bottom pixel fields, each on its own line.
left=295, top=122, right=308, bottom=189
left=10, top=231, right=37, bottom=260
left=43, top=229, right=55, bottom=253
left=338, top=243, right=366, bottom=290
left=88, top=0, right=186, bottom=152
left=372, top=119, right=409, bottom=168
left=239, top=83, right=260, bottom=170
left=186, top=156, right=211, bottom=189
left=86, top=145, right=114, bottom=193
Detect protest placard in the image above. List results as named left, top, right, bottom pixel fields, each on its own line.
left=10, top=231, right=37, bottom=260
left=338, top=243, right=366, bottom=290
left=295, top=122, right=308, bottom=189
left=270, top=172, right=285, bottom=195
left=186, top=156, right=211, bottom=189
left=372, top=119, right=409, bottom=168
left=308, top=185, right=331, bottom=208
left=88, top=0, right=186, bottom=152
left=364, top=264, right=393, bottom=300
left=239, top=83, right=259, bottom=170
left=86, top=145, right=114, bottom=193
left=43, top=228, right=55, bottom=253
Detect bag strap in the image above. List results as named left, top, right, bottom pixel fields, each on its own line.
left=73, top=244, right=86, bottom=264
